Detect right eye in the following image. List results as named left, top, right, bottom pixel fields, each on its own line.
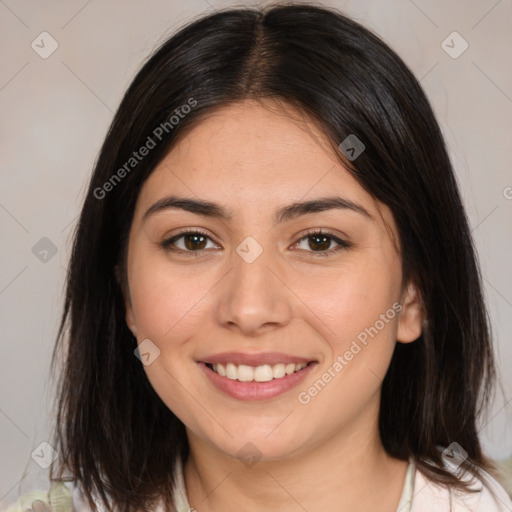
left=161, top=229, right=220, bottom=254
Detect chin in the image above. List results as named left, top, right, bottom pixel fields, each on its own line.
left=204, top=423, right=310, bottom=465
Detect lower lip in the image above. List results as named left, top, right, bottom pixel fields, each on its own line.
left=198, top=362, right=317, bottom=401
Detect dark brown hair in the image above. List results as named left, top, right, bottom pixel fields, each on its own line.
left=51, top=3, right=496, bottom=511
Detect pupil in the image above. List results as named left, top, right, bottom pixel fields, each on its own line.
left=185, top=234, right=206, bottom=250
left=310, top=235, right=330, bottom=251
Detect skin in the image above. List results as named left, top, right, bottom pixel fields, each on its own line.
left=124, top=99, right=423, bottom=512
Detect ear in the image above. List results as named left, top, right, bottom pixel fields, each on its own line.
left=125, top=304, right=137, bottom=337
left=396, top=281, right=424, bottom=343
left=115, top=263, right=137, bottom=337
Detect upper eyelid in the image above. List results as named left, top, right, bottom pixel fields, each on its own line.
left=162, top=228, right=218, bottom=246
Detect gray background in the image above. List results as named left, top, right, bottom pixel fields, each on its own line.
left=1, top=0, right=511, bottom=504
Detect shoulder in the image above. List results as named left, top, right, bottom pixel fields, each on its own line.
left=2, top=481, right=180, bottom=512
left=410, top=464, right=512, bottom=512
left=2, top=481, right=109, bottom=512
left=2, top=482, right=75, bottom=512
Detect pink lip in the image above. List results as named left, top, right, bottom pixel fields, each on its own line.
left=198, top=361, right=317, bottom=401
left=198, top=351, right=314, bottom=366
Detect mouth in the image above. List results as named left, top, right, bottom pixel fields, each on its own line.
left=205, top=361, right=311, bottom=382
left=197, top=353, right=318, bottom=401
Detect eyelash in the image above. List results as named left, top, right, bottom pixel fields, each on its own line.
left=161, top=228, right=351, bottom=257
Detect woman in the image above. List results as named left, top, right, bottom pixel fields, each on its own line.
left=8, top=3, right=512, bottom=512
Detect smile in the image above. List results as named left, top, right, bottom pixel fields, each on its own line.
left=206, top=362, right=309, bottom=382
left=198, top=358, right=317, bottom=401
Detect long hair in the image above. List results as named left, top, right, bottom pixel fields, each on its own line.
left=51, top=4, right=495, bottom=511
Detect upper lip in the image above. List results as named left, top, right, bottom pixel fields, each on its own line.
left=199, top=352, right=316, bottom=366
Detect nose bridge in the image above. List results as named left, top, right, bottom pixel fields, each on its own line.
left=215, top=237, right=291, bottom=334
left=233, top=238, right=273, bottom=293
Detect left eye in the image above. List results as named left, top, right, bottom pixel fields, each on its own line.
left=293, top=231, right=350, bottom=254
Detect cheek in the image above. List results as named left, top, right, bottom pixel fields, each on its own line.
left=295, top=263, right=402, bottom=425
left=303, top=257, right=402, bottom=349
left=127, top=253, right=212, bottom=424
left=128, top=253, right=212, bottom=340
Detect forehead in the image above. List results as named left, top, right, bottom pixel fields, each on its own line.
left=134, top=99, right=396, bottom=237
left=170, top=99, right=338, bottom=170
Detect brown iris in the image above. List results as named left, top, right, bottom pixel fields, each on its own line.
left=184, top=233, right=208, bottom=250
left=308, top=234, right=331, bottom=251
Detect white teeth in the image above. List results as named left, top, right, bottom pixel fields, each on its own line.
left=211, top=362, right=309, bottom=381
left=237, top=364, right=254, bottom=382
left=272, top=363, right=286, bottom=379
left=253, top=364, right=273, bottom=382
left=226, top=363, right=237, bottom=380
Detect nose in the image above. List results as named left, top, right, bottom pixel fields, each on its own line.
left=214, top=241, right=293, bottom=337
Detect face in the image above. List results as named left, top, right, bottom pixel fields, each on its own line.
left=124, top=99, right=422, bottom=462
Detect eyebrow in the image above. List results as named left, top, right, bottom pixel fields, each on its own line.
left=143, top=195, right=372, bottom=223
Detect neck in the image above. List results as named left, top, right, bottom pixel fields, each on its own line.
left=183, top=401, right=408, bottom=512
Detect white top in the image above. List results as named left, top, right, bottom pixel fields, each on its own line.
left=167, top=458, right=418, bottom=512
left=5, top=457, right=512, bottom=512
left=168, top=457, right=512, bottom=512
